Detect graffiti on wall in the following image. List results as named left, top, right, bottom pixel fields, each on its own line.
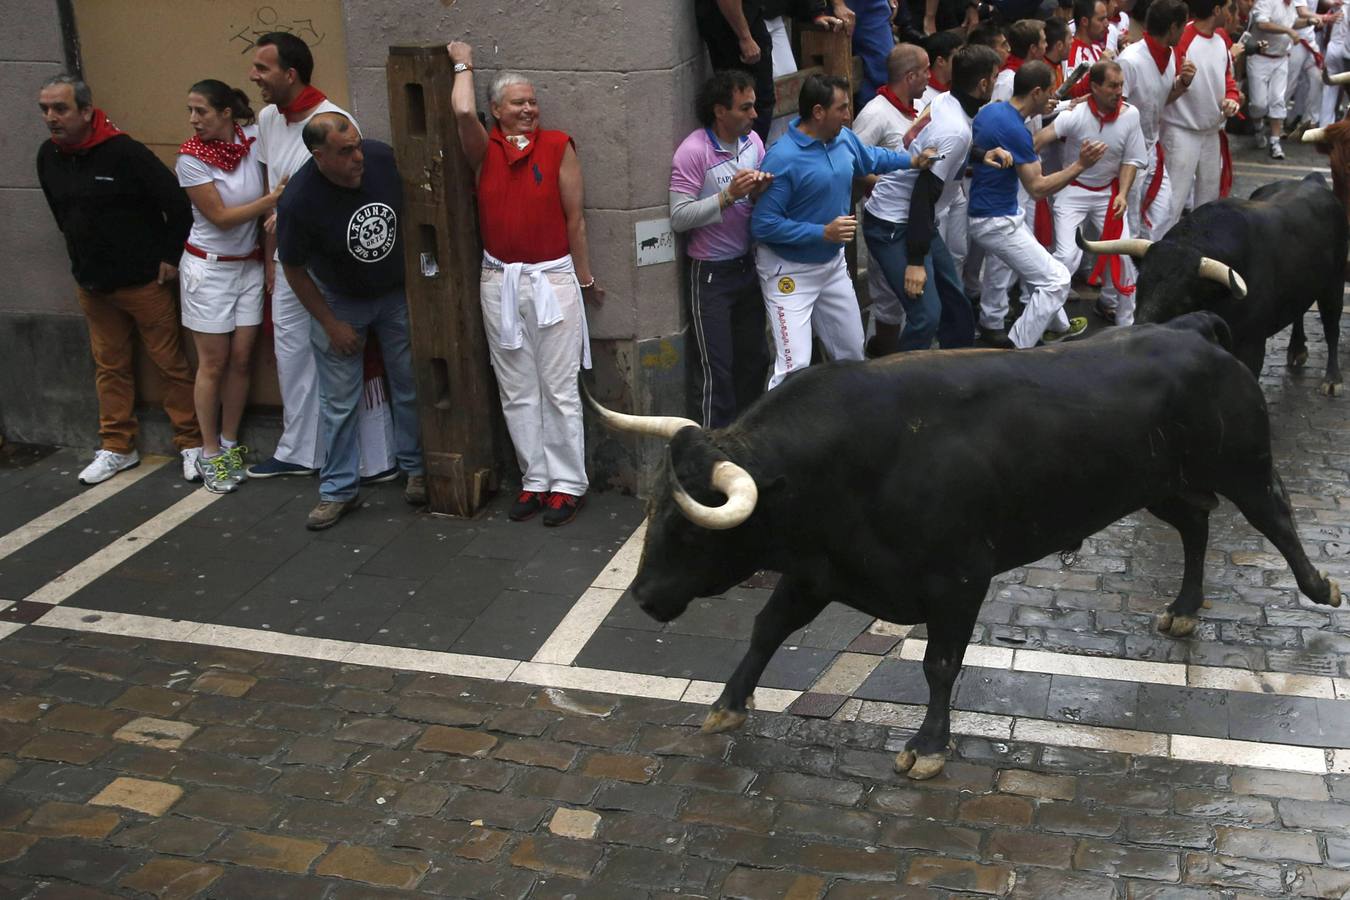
left=229, top=6, right=327, bottom=53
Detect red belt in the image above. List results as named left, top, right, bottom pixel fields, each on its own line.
left=184, top=242, right=263, bottom=263
left=1142, top=142, right=1166, bottom=229
left=1070, top=180, right=1113, bottom=191
left=1085, top=177, right=1136, bottom=297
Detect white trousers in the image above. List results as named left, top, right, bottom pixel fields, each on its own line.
left=1287, top=39, right=1324, bottom=124
left=757, top=245, right=864, bottom=390
left=969, top=212, right=1071, bottom=349
left=1322, top=41, right=1348, bottom=128
left=939, top=185, right=970, bottom=286
left=978, top=189, right=1057, bottom=333
left=1247, top=53, right=1290, bottom=121
left=480, top=268, right=588, bottom=496
left=1157, top=125, right=1221, bottom=237
left=273, top=270, right=395, bottom=475
left=1127, top=147, right=1173, bottom=241
left=766, top=16, right=797, bottom=79
left=1053, top=184, right=1137, bottom=325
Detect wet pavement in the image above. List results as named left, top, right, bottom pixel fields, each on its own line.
left=0, top=139, right=1346, bottom=897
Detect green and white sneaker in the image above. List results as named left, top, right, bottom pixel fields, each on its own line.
left=220, top=445, right=249, bottom=483
left=1043, top=316, right=1090, bottom=343
left=196, top=452, right=238, bottom=494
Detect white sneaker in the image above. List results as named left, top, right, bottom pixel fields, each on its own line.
left=78, top=449, right=140, bottom=485
left=181, top=447, right=203, bottom=482
left=1269, top=139, right=1285, bottom=160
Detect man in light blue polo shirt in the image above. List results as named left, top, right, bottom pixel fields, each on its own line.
left=751, top=74, right=931, bottom=390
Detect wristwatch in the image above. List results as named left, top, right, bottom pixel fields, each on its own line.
left=453, top=62, right=473, bottom=74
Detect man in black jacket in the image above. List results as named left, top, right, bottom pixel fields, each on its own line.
left=36, top=75, right=202, bottom=487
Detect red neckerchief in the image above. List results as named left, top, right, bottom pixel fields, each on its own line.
left=1142, top=33, right=1172, bottom=73
left=277, top=84, right=327, bottom=124
left=1087, top=94, right=1123, bottom=128
left=489, top=125, right=537, bottom=165
left=928, top=73, right=948, bottom=92
left=876, top=84, right=917, bottom=119
left=1001, top=54, right=1026, bottom=73
left=177, top=123, right=254, bottom=172
left=53, top=108, right=122, bottom=155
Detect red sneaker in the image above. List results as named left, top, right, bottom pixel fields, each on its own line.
left=509, top=490, right=544, bottom=522
left=542, top=491, right=585, bottom=527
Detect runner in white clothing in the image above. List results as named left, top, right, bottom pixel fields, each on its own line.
left=1117, top=0, right=1191, bottom=240
left=1036, top=60, right=1148, bottom=325
left=247, top=31, right=397, bottom=482
left=1247, top=0, right=1323, bottom=157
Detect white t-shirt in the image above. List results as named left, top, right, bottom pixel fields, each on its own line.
left=1050, top=101, right=1148, bottom=187
left=865, top=91, right=972, bottom=225
left=255, top=98, right=358, bottom=184
left=1251, top=0, right=1299, bottom=56
left=992, top=67, right=1015, bottom=104
left=1118, top=38, right=1175, bottom=152
left=853, top=93, right=916, bottom=151
left=1162, top=29, right=1233, bottom=132
left=176, top=124, right=265, bottom=257
left=1106, top=11, right=1131, bottom=53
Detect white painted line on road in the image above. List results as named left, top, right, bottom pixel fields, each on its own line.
left=811, top=652, right=884, bottom=696
left=22, top=488, right=222, bottom=607
left=0, top=460, right=168, bottom=563
left=1232, top=161, right=1332, bottom=173
left=19, top=604, right=1349, bottom=774
left=589, top=521, right=646, bottom=591
left=531, top=586, right=628, bottom=666
left=1016, top=648, right=1186, bottom=686
left=1188, top=666, right=1337, bottom=699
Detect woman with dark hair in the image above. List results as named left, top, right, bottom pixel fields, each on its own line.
left=175, top=79, right=286, bottom=493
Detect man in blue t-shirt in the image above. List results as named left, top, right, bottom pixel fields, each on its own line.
left=967, top=61, right=1106, bottom=349
left=277, top=112, right=425, bottom=530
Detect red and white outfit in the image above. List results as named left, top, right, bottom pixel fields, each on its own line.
left=1047, top=99, right=1149, bottom=324
left=1248, top=0, right=1300, bottom=121
left=1118, top=33, right=1177, bottom=239
left=1106, top=10, right=1132, bottom=53
left=258, top=90, right=395, bottom=477
left=854, top=86, right=918, bottom=330
left=478, top=128, right=590, bottom=498
left=1063, top=37, right=1105, bottom=98
left=175, top=123, right=264, bottom=333
left=1156, top=23, right=1238, bottom=236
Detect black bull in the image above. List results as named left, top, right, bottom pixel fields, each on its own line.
left=1080, top=174, right=1346, bottom=395
left=590, top=314, right=1342, bottom=781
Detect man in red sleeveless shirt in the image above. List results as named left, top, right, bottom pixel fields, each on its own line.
left=447, top=41, right=602, bottom=527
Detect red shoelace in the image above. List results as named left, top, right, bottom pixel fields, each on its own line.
left=545, top=492, right=577, bottom=510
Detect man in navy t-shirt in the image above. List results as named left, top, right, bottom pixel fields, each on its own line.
left=277, top=112, right=425, bottom=530
left=967, top=61, right=1106, bottom=349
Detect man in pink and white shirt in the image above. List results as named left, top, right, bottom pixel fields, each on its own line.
left=1118, top=0, right=1191, bottom=239
left=670, top=70, right=771, bottom=428
left=1155, top=0, right=1241, bottom=236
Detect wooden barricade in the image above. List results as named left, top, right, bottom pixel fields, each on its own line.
left=386, top=46, right=497, bottom=516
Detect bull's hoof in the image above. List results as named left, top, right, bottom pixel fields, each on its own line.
left=894, top=749, right=947, bottom=780
left=1289, top=349, right=1309, bottom=369
left=1321, top=380, right=1344, bottom=397
left=1156, top=612, right=1199, bottom=638
left=701, top=706, right=748, bottom=734
left=1323, top=572, right=1342, bottom=608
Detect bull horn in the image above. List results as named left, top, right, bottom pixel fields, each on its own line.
left=672, top=460, right=759, bottom=530
left=582, top=383, right=700, bottom=440
left=1197, top=257, right=1248, bottom=299
left=1328, top=71, right=1350, bottom=85
left=1302, top=127, right=1328, bottom=143
left=1075, top=230, right=1153, bottom=258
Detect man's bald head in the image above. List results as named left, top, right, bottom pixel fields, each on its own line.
left=887, top=43, right=930, bottom=85
left=301, top=111, right=353, bottom=152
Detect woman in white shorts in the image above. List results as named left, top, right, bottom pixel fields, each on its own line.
left=176, top=80, right=285, bottom=493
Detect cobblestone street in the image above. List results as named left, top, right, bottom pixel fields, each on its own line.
left=0, top=143, right=1347, bottom=898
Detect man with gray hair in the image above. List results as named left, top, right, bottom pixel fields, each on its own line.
left=447, top=40, right=602, bottom=527
left=36, top=74, right=203, bottom=487
left=276, top=112, right=425, bottom=530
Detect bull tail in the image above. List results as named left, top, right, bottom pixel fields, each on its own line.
left=1163, top=311, right=1233, bottom=352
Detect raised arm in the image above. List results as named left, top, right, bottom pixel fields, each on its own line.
left=447, top=41, right=489, bottom=172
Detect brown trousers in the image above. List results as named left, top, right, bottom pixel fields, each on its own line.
left=76, top=281, right=201, bottom=454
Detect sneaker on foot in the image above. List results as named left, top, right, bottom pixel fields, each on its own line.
left=977, top=327, right=1014, bottom=349
left=1253, top=132, right=1268, bottom=150
left=405, top=474, right=427, bottom=506
left=509, top=490, right=545, bottom=522
left=1092, top=299, right=1118, bottom=324
left=78, top=449, right=140, bottom=486
left=542, top=491, right=585, bottom=527
left=1269, top=139, right=1285, bottom=160
left=181, top=447, right=202, bottom=482
left=1043, top=316, right=1090, bottom=343
left=306, top=496, right=360, bottom=531
left=246, top=457, right=318, bottom=478
left=196, top=453, right=237, bottom=494
left=220, top=445, right=249, bottom=483
left=360, top=466, right=401, bottom=485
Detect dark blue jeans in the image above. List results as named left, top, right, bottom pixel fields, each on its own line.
left=863, top=210, right=974, bottom=351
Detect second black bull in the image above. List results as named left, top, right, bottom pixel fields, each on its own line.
left=589, top=314, right=1342, bottom=781
left=1079, top=174, right=1346, bottom=395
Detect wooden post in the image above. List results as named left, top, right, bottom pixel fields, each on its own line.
left=386, top=46, right=497, bottom=516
